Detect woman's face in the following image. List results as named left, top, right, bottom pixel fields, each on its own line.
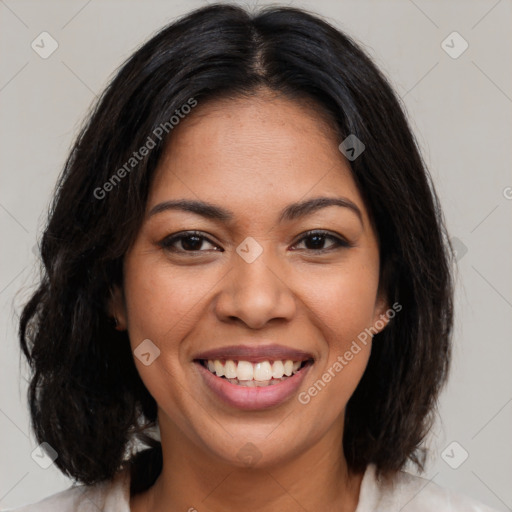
left=115, top=91, right=388, bottom=469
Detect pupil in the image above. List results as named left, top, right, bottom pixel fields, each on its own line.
left=183, top=236, right=202, bottom=251
left=307, top=234, right=324, bottom=250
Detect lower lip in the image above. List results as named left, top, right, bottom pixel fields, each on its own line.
left=195, top=361, right=312, bottom=410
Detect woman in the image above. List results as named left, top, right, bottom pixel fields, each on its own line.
left=5, top=3, right=498, bottom=511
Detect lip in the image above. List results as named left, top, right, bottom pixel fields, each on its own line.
left=193, top=343, right=314, bottom=363
left=195, top=359, right=313, bottom=410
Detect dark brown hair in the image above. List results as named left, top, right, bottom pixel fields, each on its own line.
left=19, top=2, right=453, bottom=494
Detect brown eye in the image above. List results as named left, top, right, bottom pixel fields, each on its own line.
left=159, top=231, right=222, bottom=253
left=292, top=230, right=351, bottom=252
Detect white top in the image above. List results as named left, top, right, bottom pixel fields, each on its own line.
left=1, top=464, right=498, bottom=511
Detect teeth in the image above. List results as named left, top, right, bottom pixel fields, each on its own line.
left=227, top=377, right=284, bottom=387
left=272, top=360, right=284, bottom=378
left=254, top=361, right=272, bottom=381
left=228, top=378, right=255, bottom=387
left=205, top=358, right=306, bottom=383
left=214, top=360, right=224, bottom=377
left=237, top=361, right=254, bottom=380
left=224, top=360, right=237, bottom=379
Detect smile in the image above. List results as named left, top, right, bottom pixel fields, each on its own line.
left=194, top=357, right=313, bottom=410
left=199, top=359, right=309, bottom=387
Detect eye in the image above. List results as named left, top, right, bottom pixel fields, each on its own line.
left=159, top=231, right=222, bottom=253
left=292, top=230, right=351, bottom=252
left=159, top=229, right=351, bottom=255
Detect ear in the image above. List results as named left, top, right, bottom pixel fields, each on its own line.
left=108, top=285, right=127, bottom=331
left=371, top=286, right=391, bottom=335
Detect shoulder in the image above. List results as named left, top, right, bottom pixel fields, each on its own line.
left=357, top=464, right=500, bottom=512
left=0, top=469, right=131, bottom=512
left=0, top=485, right=90, bottom=512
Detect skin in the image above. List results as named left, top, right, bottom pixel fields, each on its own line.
left=112, top=89, right=389, bottom=512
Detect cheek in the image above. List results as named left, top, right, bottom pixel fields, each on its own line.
left=122, top=257, right=215, bottom=347
left=121, top=256, right=206, bottom=419
left=123, top=247, right=380, bottom=363
left=303, top=258, right=380, bottom=344
left=299, top=259, right=378, bottom=398
left=327, top=280, right=378, bottom=350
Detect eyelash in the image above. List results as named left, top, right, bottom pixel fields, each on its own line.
left=158, top=230, right=352, bottom=254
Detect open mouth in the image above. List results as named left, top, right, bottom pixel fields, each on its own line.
left=196, top=358, right=313, bottom=387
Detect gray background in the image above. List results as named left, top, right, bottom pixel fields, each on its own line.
left=1, top=0, right=511, bottom=510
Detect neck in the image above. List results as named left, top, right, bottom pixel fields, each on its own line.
left=130, top=415, right=363, bottom=512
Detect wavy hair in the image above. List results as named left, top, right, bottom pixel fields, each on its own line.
left=19, top=2, right=453, bottom=494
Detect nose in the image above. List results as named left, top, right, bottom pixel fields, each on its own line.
left=213, top=248, right=297, bottom=329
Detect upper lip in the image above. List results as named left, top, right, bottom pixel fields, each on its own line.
left=193, top=344, right=314, bottom=363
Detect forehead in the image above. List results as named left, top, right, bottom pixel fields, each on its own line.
left=148, top=92, right=368, bottom=224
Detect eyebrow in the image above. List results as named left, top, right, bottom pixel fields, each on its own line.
left=148, top=196, right=363, bottom=225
